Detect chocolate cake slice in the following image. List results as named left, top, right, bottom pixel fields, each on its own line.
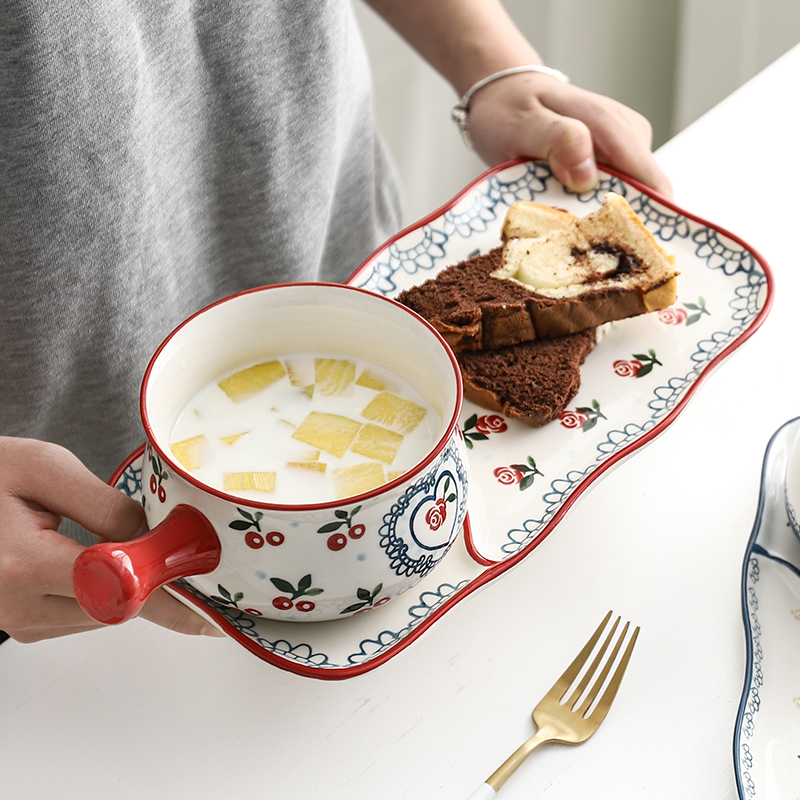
left=397, top=194, right=678, bottom=352
left=399, top=247, right=536, bottom=352
left=457, top=329, right=597, bottom=427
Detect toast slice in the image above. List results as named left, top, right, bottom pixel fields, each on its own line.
left=398, top=194, right=678, bottom=350
left=493, top=192, right=678, bottom=337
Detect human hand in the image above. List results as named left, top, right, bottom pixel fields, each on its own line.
left=0, top=437, right=224, bottom=642
left=466, top=71, right=673, bottom=199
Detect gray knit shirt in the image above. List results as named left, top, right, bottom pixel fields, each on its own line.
left=0, top=1, right=402, bottom=483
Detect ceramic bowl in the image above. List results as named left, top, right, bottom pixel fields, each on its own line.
left=72, top=283, right=469, bottom=624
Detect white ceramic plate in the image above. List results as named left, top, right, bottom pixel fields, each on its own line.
left=111, top=159, right=773, bottom=680
left=735, top=417, right=800, bottom=799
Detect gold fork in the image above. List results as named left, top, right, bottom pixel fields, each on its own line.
left=467, top=611, right=640, bottom=799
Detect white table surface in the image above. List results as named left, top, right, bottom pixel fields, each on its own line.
left=4, top=44, right=800, bottom=800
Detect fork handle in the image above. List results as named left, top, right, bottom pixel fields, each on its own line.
left=467, top=729, right=552, bottom=798
left=466, top=784, right=496, bottom=800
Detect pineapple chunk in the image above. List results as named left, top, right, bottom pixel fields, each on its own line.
left=285, top=359, right=315, bottom=387
left=333, top=462, right=386, bottom=499
left=300, top=385, right=314, bottom=399
left=170, top=434, right=206, bottom=471
left=291, top=411, right=362, bottom=458
left=223, top=471, right=276, bottom=493
left=286, top=461, right=327, bottom=473
left=361, top=392, right=428, bottom=434
left=315, top=358, right=355, bottom=396
left=355, top=369, right=387, bottom=391
left=350, top=423, right=404, bottom=464
left=218, top=360, right=287, bottom=402
left=219, top=432, right=248, bottom=446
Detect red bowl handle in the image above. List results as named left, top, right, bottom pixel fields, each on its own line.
left=72, top=504, right=221, bottom=625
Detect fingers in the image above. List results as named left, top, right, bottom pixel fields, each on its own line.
left=523, top=106, right=600, bottom=193
left=466, top=74, right=673, bottom=198
left=138, top=589, right=226, bottom=637
left=6, top=438, right=147, bottom=543
left=541, top=87, right=674, bottom=198
left=3, top=596, right=105, bottom=643
left=0, top=437, right=224, bottom=642
left=6, top=623, right=103, bottom=644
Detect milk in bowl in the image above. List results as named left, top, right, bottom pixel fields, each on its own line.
left=169, top=353, right=440, bottom=504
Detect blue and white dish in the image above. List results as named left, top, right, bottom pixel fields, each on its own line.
left=112, top=159, right=773, bottom=679
left=735, top=417, right=800, bottom=799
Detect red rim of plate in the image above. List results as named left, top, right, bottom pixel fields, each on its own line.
left=139, top=281, right=463, bottom=513
left=116, top=159, right=774, bottom=680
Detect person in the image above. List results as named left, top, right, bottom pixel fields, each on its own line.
left=0, top=0, right=671, bottom=644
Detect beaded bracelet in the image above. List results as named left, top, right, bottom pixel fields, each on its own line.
left=451, top=65, right=570, bottom=148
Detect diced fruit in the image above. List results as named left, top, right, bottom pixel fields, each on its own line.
left=285, top=359, right=314, bottom=387
left=301, top=385, right=314, bottom=399
left=355, top=369, right=386, bottom=391
left=223, top=472, right=276, bottom=493
left=218, top=361, right=287, bottom=402
left=361, top=392, right=427, bottom=434
left=170, top=435, right=206, bottom=471
left=350, top=423, right=404, bottom=464
left=315, top=359, right=355, bottom=396
left=286, top=461, right=327, bottom=473
left=333, top=462, right=386, bottom=499
left=219, top=432, right=248, bottom=446
left=291, top=411, right=362, bottom=457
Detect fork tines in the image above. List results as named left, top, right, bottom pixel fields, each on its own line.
left=556, top=610, right=640, bottom=723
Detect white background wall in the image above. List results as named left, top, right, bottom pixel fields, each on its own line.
left=353, top=0, right=800, bottom=222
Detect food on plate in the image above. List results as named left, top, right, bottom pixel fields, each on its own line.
left=397, top=195, right=678, bottom=427
left=167, top=354, right=437, bottom=502
left=458, top=330, right=597, bottom=427
left=398, top=193, right=678, bottom=351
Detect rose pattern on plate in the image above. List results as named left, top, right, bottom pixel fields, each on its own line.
left=658, top=297, right=710, bottom=326
left=270, top=574, right=323, bottom=613
left=613, top=349, right=662, bottom=378
left=559, top=399, right=606, bottom=432
left=461, top=413, right=508, bottom=449
left=317, top=505, right=365, bottom=552
left=493, top=456, right=543, bottom=491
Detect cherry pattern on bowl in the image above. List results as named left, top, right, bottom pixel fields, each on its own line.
left=146, top=445, right=168, bottom=503
left=317, top=505, right=365, bottom=552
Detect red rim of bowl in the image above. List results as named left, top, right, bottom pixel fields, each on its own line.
left=139, top=281, right=464, bottom=512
